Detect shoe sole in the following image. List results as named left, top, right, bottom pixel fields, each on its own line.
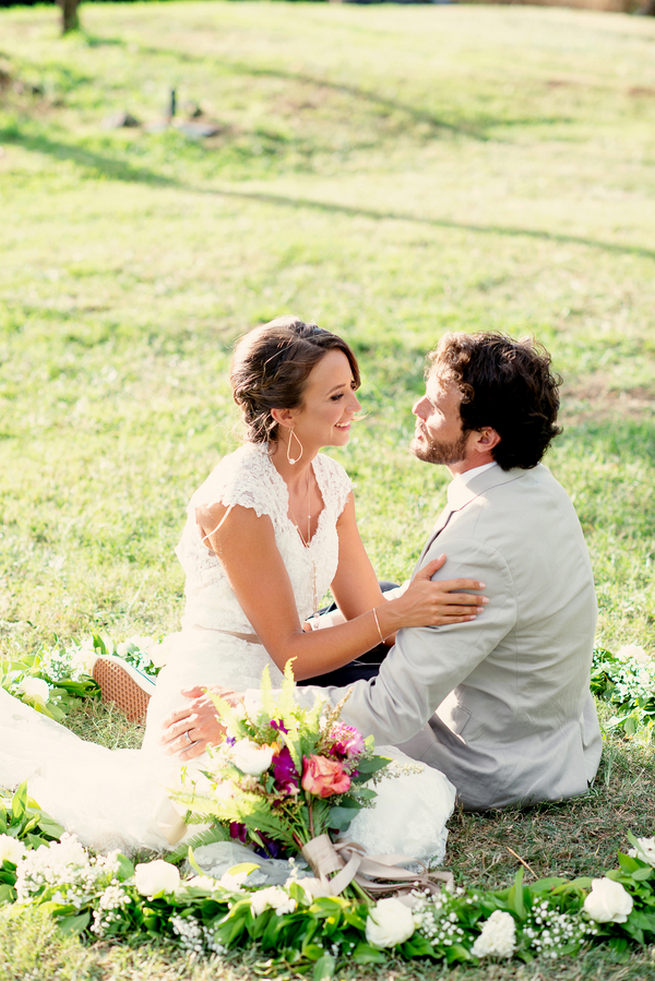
left=93, top=656, right=155, bottom=724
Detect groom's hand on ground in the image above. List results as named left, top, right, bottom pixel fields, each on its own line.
left=161, top=685, right=235, bottom=760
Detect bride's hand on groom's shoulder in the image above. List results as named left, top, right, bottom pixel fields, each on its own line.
left=394, top=554, right=488, bottom=629
left=160, top=685, right=238, bottom=760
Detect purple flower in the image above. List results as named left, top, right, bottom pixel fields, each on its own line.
left=253, top=832, right=284, bottom=859
left=272, top=746, right=299, bottom=795
left=229, top=821, right=247, bottom=843
left=328, top=723, right=365, bottom=760
left=270, top=718, right=289, bottom=734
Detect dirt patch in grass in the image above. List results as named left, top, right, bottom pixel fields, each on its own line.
left=562, top=377, right=654, bottom=425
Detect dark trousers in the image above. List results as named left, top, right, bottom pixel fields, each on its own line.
left=297, top=581, right=398, bottom=688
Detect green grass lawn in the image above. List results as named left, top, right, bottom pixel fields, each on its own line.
left=1, top=2, right=655, bottom=977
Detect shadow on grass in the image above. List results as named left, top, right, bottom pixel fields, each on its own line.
left=80, top=32, right=579, bottom=144
left=80, top=32, right=493, bottom=142
left=4, top=122, right=655, bottom=263
left=214, top=187, right=655, bottom=262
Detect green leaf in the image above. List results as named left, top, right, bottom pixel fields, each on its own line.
left=0, top=884, right=16, bottom=904
left=57, top=911, right=91, bottom=935
left=312, top=953, right=336, bottom=979
left=350, top=941, right=387, bottom=964
left=11, top=783, right=27, bottom=822
left=505, top=869, right=526, bottom=919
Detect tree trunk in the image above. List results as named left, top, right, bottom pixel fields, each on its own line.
left=639, top=0, right=655, bottom=13
left=59, top=0, right=80, bottom=35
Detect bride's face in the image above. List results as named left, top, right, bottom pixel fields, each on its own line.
left=289, top=349, right=361, bottom=452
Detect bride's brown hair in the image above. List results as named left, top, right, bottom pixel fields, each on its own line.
left=230, top=316, right=361, bottom=444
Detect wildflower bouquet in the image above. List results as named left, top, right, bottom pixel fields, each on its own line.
left=176, top=665, right=390, bottom=893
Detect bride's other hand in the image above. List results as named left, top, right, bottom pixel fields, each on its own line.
left=392, top=554, right=488, bottom=628
left=161, top=686, right=233, bottom=760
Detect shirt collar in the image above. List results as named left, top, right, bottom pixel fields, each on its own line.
left=447, top=461, right=498, bottom=509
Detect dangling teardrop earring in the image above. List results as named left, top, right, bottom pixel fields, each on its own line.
left=286, top=427, right=304, bottom=465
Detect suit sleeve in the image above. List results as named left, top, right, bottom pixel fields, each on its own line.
left=299, top=536, right=519, bottom=744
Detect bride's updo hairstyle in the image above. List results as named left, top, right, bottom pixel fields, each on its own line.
left=230, top=316, right=361, bottom=444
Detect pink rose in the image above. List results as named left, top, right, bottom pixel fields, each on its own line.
left=301, top=755, right=351, bottom=798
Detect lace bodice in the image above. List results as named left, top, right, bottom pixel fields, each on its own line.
left=175, top=443, right=352, bottom=634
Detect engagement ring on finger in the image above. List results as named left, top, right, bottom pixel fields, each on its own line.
left=184, top=730, right=193, bottom=746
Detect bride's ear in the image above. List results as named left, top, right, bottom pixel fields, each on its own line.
left=270, top=407, right=295, bottom=430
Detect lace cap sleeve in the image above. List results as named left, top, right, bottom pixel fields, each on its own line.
left=187, top=443, right=282, bottom=522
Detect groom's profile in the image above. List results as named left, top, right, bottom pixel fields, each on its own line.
left=318, top=330, right=602, bottom=809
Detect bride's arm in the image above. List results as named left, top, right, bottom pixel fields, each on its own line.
left=197, top=500, right=486, bottom=682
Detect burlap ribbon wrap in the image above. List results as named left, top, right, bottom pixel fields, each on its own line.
left=300, top=833, right=453, bottom=899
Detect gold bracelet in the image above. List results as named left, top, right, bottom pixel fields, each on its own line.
left=372, top=607, right=385, bottom=644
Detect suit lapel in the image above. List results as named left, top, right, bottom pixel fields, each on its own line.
left=415, top=466, right=530, bottom=572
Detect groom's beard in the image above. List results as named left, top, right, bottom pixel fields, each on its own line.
left=411, top=429, right=469, bottom=466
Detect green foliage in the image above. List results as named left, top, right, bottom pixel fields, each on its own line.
left=0, top=784, right=64, bottom=848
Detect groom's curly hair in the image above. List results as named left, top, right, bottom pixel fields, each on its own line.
left=230, top=316, right=361, bottom=444
left=430, top=332, right=562, bottom=470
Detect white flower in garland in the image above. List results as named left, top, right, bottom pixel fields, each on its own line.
left=0, top=835, right=27, bottom=865
left=365, top=897, right=415, bottom=948
left=250, top=885, right=296, bottom=917
left=471, top=910, right=516, bottom=958
left=134, top=859, right=181, bottom=897
left=628, top=836, right=655, bottom=867
left=16, top=677, right=50, bottom=706
left=616, top=644, right=651, bottom=669
left=583, top=877, right=633, bottom=923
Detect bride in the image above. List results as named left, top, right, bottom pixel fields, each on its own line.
left=1, top=317, right=484, bottom=862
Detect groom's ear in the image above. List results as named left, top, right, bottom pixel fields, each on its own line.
left=473, top=427, right=501, bottom=452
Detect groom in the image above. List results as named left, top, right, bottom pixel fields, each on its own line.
left=166, top=331, right=602, bottom=810
left=313, top=330, right=603, bottom=809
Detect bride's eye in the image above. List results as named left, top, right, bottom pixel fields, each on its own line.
left=331, top=393, right=344, bottom=401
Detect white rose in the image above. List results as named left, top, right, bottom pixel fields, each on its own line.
left=471, top=910, right=516, bottom=958
left=134, top=859, right=181, bottom=896
left=184, top=874, right=217, bottom=891
left=365, top=897, right=415, bottom=948
left=583, top=877, right=633, bottom=923
left=250, top=885, right=296, bottom=916
left=0, top=834, right=27, bottom=865
left=628, top=836, right=655, bottom=867
left=17, top=677, right=50, bottom=706
left=616, top=644, right=650, bottom=668
left=70, top=646, right=97, bottom=676
left=296, top=876, right=332, bottom=902
left=229, top=740, right=274, bottom=776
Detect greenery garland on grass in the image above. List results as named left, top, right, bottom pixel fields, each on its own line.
left=0, top=636, right=654, bottom=972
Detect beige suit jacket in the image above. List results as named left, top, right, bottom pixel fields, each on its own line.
left=322, top=463, right=602, bottom=810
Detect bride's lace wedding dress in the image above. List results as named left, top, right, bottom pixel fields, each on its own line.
left=0, top=443, right=455, bottom=869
